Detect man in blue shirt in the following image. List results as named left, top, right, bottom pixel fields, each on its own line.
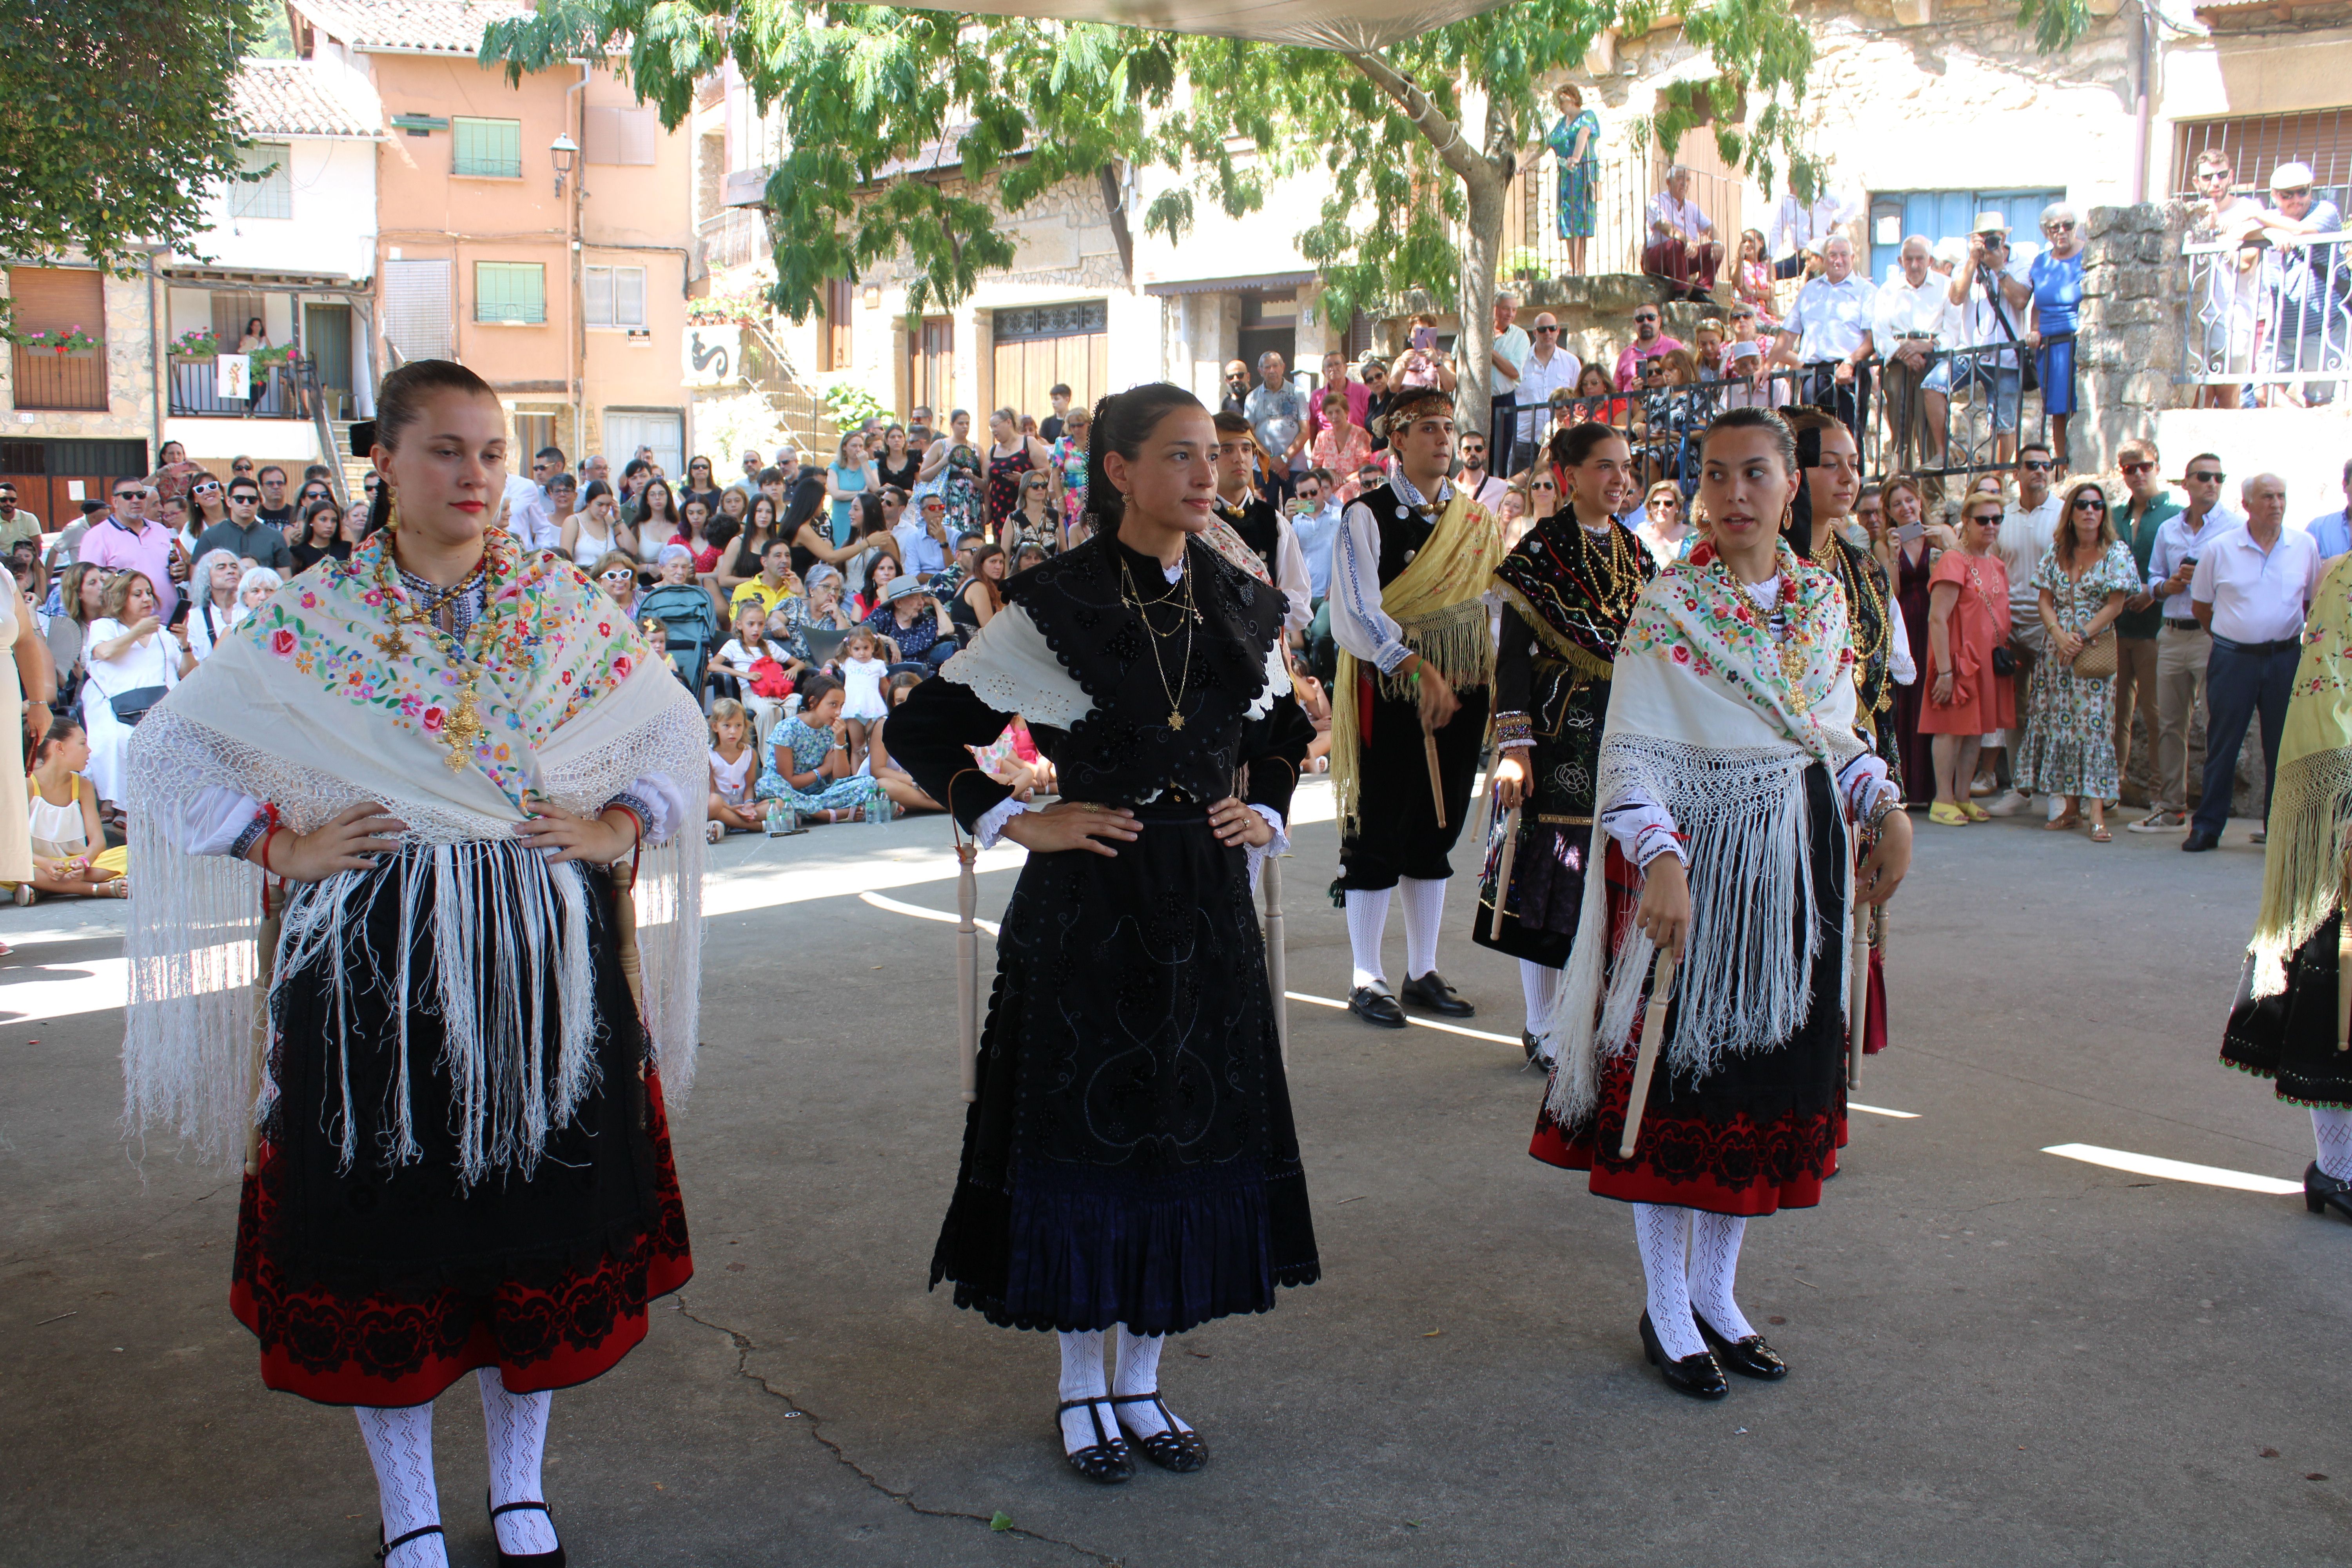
left=2304, top=456, right=2352, bottom=559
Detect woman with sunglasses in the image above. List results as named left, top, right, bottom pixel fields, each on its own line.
left=631, top=477, right=684, bottom=567
left=1632, top=479, right=1691, bottom=564
left=1001, top=468, right=1060, bottom=561
left=590, top=549, right=644, bottom=620
left=185, top=471, right=232, bottom=550
left=681, top=454, right=725, bottom=518
left=1479, top=422, right=1653, bottom=1058
left=2028, top=202, right=2087, bottom=464
left=562, top=478, right=634, bottom=569
left=1920, top=492, right=2016, bottom=824
left=2014, top=480, right=2134, bottom=840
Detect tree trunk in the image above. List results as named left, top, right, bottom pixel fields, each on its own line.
left=1454, top=165, right=1505, bottom=463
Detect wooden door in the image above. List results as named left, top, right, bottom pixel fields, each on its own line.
left=909, top=316, right=953, bottom=418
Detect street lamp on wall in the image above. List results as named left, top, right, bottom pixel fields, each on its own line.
left=550, top=133, right=578, bottom=198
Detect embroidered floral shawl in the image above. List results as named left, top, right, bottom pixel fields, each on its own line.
left=123, top=529, right=710, bottom=1174
left=1539, top=540, right=1867, bottom=1132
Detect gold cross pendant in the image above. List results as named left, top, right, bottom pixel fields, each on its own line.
left=439, top=678, right=486, bottom=771
left=1169, top=710, right=1185, bottom=730
left=374, top=629, right=412, bottom=659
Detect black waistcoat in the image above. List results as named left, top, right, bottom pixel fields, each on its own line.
left=1354, top=482, right=1438, bottom=587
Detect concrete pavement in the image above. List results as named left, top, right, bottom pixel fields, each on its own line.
left=4, top=789, right=2348, bottom=1566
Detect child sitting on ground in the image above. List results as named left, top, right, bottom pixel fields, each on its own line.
left=754, top=674, right=872, bottom=824
left=14, top=718, right=129, bottom=902
left=706, top=698, right=763, bottom=842
left=835, top=625, right=891, bottom=769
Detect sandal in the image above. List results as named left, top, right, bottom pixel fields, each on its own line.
left=1055, top=1398, right=1135, bottom=1484
left=1110, top=1391, right=1209, bottom=1473
left=2089, top=824, right=2112, bottom=842
left=102, top=878, right=128, bottom=898
left=2043, top=811, right=2083, bottom=831
left=1928, top=802, right=1969, bottom=826
left=1961, top=802, right=1991, bottom=822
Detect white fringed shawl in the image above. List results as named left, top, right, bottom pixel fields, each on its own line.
left=1539, top=544, right=1865, bottom=1132
left=121, top=535, right=708, bottom=1176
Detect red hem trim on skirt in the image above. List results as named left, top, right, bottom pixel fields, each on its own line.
left=229, top=1072, right=693, bottom=1408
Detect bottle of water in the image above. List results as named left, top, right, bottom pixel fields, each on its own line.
left=867, top=781, right=895, bottom=826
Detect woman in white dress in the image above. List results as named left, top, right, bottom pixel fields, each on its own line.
left=82, top=571, right=190, bottom=809
left=185, top=550, right=245, bottom=662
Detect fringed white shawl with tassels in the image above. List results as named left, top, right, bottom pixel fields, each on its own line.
left=1538, top=541, right=1866, bottom=1133
left=122, top=529, right=708, bottom=1176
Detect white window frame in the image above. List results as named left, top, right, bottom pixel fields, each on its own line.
left=583, top=264, right=648, bottom=329
left=230, top=142, right=293, bottom=221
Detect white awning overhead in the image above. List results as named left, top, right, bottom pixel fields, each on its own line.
left=897, top=0, right=1511, bottom=51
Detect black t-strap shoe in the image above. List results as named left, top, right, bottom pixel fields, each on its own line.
left=1056, top=1398, right=1136, bottom=1484
left=1111, top=1391, right=1209, bottom=1472
left=486, top=1494, right=566, bottom=1568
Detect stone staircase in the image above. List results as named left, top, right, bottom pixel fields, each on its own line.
left=329, top=419, right=372, bottom=505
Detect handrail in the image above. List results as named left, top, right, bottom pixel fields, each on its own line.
left=2178, top=224, right=2352, bottom=390
left=291, top=354, right=348, bottom=506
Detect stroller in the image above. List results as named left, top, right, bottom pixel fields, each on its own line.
left=637, top=582, right=722, bottom=703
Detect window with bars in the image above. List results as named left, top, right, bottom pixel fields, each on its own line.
left=452, top=116, right=523, bottom=179
left=230, top=142, right=292, bottom=220
left=474, top=262, right=546, bottom=325
left=584, top=265, right=646, bottom=328
left=2173, top=108, right=2352, bottom=201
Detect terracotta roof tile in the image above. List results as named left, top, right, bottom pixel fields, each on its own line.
left=231, top=61, right=382, bottom=139
left=292, top=0, right=529, bottom=55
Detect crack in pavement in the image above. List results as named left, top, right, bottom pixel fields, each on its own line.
left=0, top=1178, right=239, bottom=1272
left=673, top=1294, right=1122, bottom=1566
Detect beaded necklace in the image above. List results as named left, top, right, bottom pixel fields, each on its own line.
left=1811, top=520, right=1891, bottom=712
left=370, top=533, right=524, bottom=771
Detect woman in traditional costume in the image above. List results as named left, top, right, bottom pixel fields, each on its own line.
left=1532, top=408, right=1913, bottom=1399
left=2225, top=549, right=2352, bottom=1221
left=123, top=360, right=707, bottom=1568
left=885, top=382, right=1317, bottom=1483
left=1475, top=423, right=1655, bottom=1059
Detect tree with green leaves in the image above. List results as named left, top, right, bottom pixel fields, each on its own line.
left=489, top=0, right=2087, bottom=437
left=0, top=0, right=259, bottom=312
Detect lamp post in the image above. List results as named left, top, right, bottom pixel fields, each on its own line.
left=550, top=132, right=578, bottom=198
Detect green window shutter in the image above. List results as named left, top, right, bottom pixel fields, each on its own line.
left=474, top=262, right=545, bottom=324
left=452, top=117, right=522, bottom=178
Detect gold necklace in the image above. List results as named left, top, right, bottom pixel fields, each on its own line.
left=372, top=543, right=516, bottom=772
left=1118, top=554, right=1198, bottom=730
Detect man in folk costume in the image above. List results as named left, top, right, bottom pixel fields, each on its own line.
left=1532, top=408, right=1913, bottom=1399
left=2225, top=547, right=2352, bottom=1223
left=1785, top=410, right=1911, bottom=1067
left=1328, top=385, right=1505, bottom=1026
left=1477, top=422, right=1656, bottom=1060
left=122, top=361, right=708, bottom=1568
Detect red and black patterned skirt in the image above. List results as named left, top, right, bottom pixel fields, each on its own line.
left=228, top=851, right=693, bottom=1407
left=1531, top=764, right=1851, bottom=1217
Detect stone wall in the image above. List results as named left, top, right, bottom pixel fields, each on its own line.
left=0, top=271, right=161, bottom=443
left=2072, top=203, right=2188, bottom=478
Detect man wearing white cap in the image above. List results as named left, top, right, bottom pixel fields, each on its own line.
left=2255, top=162, right=2345, bottom=405
left=1944, top=211, right=2035, bottom=466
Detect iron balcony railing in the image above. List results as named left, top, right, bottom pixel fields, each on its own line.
left=169, top=355, right=306, bottom=418
left=2180, top=217, right=2352, bottom=397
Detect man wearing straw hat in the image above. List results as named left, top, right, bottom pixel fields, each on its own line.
left=1327, top=385, right=1504, bottom=1028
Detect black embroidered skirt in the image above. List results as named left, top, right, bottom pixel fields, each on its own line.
left=1530, top=765, right=1851, bottom=1217
left=231, top=847, right=692, bottom=1406
left=2223, top=916, right=2352, bottom=1109
left=1336, top=680, right=1491, bottom=890
left=931, top=806, right=1319, bottom=1334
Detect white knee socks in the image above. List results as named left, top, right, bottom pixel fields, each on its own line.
left=478, top=1369, right=557, bottom=1555
left=355, top=1404, right=448, bottom=1568
left=1057, top=1330, right=1110, bottom=1454
left=1345, top=888, right=1392, bottom=990
left=1519, top=959, right=1558, bottom=1038
left=1686, top=1211, right=1754, bottom=1340
left=2314, top=1107, right=2352, bottom=1181
left=1111, top=1325, right=1194, bottom=1441
left=1632, top=1202, right=1704, bottom=1360
left=1399, top=876, right=1447, bottom=980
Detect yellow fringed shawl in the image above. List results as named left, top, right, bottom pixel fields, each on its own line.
left=2249, top=554, right=2352, bottom=995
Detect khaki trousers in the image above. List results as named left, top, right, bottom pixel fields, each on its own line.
left=2112, top=634, right=2159, bottom=798
left=2154, top=624, right=2211, bottom=815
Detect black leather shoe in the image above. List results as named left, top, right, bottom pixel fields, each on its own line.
left=1110, top=1391, right=1208, bottom=1473
left=1522, top=1029, right=1542, bottom=1063
left=1056, top=1399, right=1135, bottom=1484
left=1348, top=986, right=1408, bottom=1028
left=2183, top=829, right=2220, bottom=852
left=377, top=1522, right=446, bottom=1565
left=2305, top=1162, right=2352, bottom=1223
left=1693, top=1310, right=1789, bottom=1380
left=486, top=1494, right=566, bottom=1568
left=1639, top=1312, right=1728, bottom=1400
left=1401, top=971, right=1475, bottom=1017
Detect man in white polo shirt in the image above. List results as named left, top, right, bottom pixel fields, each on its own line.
left=1983, top=441, right=2067, bottom=816
left=1771, top=233, right=1876, bottom=442
left=2185, top=472, right=2324, bottom=851
left=1874, top=234, right=1954, bottom=469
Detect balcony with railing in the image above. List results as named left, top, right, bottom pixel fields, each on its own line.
left=168, top=356, right=311, bottom=418
left=1479, top=155, right=1746, bottom=291
left=2178, top=215, right=2352, bottom=401
left=10, top=347, right=107, bottom=412
left=697, top=208, right=772, bottom=276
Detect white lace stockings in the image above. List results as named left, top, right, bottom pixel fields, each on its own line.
left=1345, top=888, right=1392, bottom=990
left=1519, top=959, right=1559, bottom=1041
left=1632, top=1203, right=1705, bottom=1360
left=1687, top=1211, right=1754, bottom=1340
left=1112, top=1326, right=1193, bottom=1443
left=1399, top=876, right=1446, bottom=980
left=2314, top=1107, right=2352, bottom=1181
left=354, top=1405, right=448, bottom=1568
left=478, top=1369, right=557, bottom=1556
left=1057, top=1330, right=1110, bottom=1456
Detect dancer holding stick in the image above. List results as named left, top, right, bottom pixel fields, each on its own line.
left=1326, top=386, right=1504, bottom=1029
left=1475, top=423, right=1655, bottom=1061
left=1531, top=408, right=1911, bottom=1401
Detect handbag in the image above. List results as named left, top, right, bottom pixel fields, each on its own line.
left=2072, top=628, right=2118, bottom=680
left=107, top=685, right=168, bottom=727
left=1962, top=562, right=2019, bottom=676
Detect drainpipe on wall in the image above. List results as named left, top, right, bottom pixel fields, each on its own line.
left=568, top=60, right=590, bottom=455
left=145, top=251, right=164, bottom=464
left=2132, top=0, right=2155, bottom=206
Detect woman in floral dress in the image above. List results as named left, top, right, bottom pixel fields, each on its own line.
left=755, top=673, right=873, bottom=820
left=917, top=410, right=988, bottom=539
left=1051, top=403, right=1090, bottom=544
left=1546, top=83, right=1600, bottom=276
left=2016, top=479, right=2136, bottom=841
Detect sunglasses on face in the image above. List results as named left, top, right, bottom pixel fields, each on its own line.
left=599, top=568, right=635, bottom=581
left=2046, top=220, right=2077, bottom=231
left=2278, top=186, right=2313, bottom=199
left=1535, top=325, right=1560, bottom=334
left=232, top=463, right=253, bottom=474
left=114, top=491, right=143, bottom=501
left=2189, top=470, right=2224, bottom=483
left=2072, top=497, right=2106, bottom=511
left=2020, top=461, right=2054, bottom=472
left=1532, top=481, right=1557, bottom=492
left=1633, top=313, right=1660, bottom=323
left=192, top=481, right=222, bottom=494
left=2121, top=461, right=2156, bottom=475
